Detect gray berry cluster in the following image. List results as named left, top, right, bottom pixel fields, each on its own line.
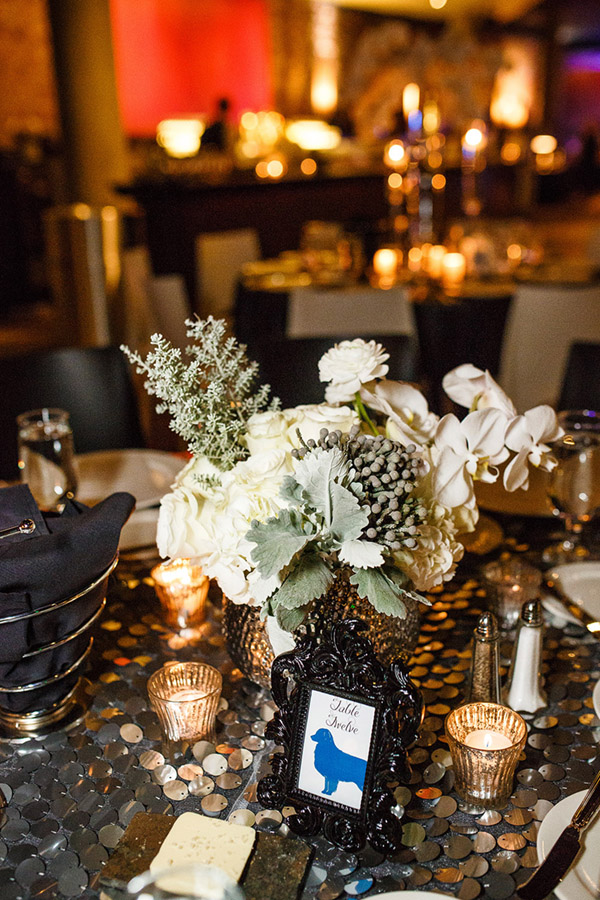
left=293, top=426, right=427, bottom=553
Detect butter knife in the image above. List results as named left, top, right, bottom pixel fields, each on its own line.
left=517, top=766, right=600, bottom=899
left=544, top=575, right=600, bottom=638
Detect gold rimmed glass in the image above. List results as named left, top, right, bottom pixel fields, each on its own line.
left=151, top=560, right=209, bottom=630
left=445, top=702, right=527, bottom=809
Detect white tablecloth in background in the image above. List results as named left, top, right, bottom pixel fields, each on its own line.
left=499, top=282, right=600, bottom=412
left=287, top=286, right=415, bottom=338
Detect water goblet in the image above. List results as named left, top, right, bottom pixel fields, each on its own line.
left=543, top=409, right=600, bottom=564
left=17, top=408, right=78, bottom=512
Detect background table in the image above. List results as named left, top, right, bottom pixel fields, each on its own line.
left=0, top=524, right=598, bottom=899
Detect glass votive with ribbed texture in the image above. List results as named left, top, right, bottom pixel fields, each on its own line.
left=481, top=557, right=541, bottom=631
left=445, top=702, right=526, bottom=809
left=151, top=559, right=209, bottom=630
left=147, top=662, right=222, bottom=743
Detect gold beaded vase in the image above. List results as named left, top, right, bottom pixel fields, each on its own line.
left=222, top=567, right=421, bottom=688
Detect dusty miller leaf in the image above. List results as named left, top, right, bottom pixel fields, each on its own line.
left=293, top=447, right=367, bottom=544
left=349, top=567, right=407, bottom=619
left=338, top=539, right=385, bottom=569
left=275, top=604, right=310, bottom=632
left=385, top=566, right=431, bottom=606
left=271, top=553, right=333, bottom=610
left=247, top=509, right=310, bottom=578
left=279, top=475, right=305, bottom=506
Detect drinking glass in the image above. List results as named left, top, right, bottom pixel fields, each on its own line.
left=544, top=410, right=600, bottom=564
left=128, top=864, right=245, bottom=900
left=147, top=662, right=222, bottom=743
left=17, top=408, right=78, bottom=512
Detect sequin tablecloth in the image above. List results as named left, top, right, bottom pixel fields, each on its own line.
left=0, top=545, right=598, bottom=900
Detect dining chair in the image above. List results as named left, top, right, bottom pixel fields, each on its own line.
left=0, top=346, right=145, bottom=481
left=412, top=291, right=513, bottom=415
left=499, top=283, right=600, bottom=412
left=251, top=334, right=419, bottom=409
left=196, top=228, right=261, bottom=320
left=557, top=341, right=600, bottom=412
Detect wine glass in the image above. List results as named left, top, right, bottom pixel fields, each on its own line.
left=543, top=409, right=600, bottom=564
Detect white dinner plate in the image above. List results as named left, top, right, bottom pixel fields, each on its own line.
left=547, top=561, right=600, bottom=621
left=75, top=449, right=185, bottom=510
left=371, top=892, right=452, bottom=899
left=118, top=508, right=160, bottom=551
left=537, top=791, right=600, bottom=900
left=593, top=680, right=600, bottom=721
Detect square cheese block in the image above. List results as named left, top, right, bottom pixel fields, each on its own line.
left=149, top=812, right=256, bottom=892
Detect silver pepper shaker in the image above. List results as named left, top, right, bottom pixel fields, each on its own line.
left=466, top=612, right=501, bottom=704
left=505, top=599, right=547, bottom=713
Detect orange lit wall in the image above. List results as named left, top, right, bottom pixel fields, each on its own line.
left=109, top=0, right=273, bottom=136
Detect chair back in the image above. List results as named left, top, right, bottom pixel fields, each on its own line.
left=196, top=228, right=260, bottom=318
left=558, top=342, right=600, bottom=413
left=0, top=346, right=144, bottom=480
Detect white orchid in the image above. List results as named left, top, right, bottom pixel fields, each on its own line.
left=360, top=381, right=439, bottom=448
left=432, top=408, right=510, bottom=508
left=503, top=405, right=563, bottom=491
left=318, top=339, right=389, bottom=404
left=442, top=364, right=517, bottom=416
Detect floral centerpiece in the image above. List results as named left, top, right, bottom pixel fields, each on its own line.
left=124, top=318, right=561, bottom=647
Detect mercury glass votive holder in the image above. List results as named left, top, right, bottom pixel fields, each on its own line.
left=147, top=662, right=222, bottom=743
left=481, top=557, right=542, bottom=630
left=151, top=559, right=209, bottom=630
left=445, top=702, right=527, bottom=809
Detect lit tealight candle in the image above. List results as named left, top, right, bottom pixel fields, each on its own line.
left=148, top=662, right=222, bottom=743
left=464, top=729, right=513, bottom=750
left=151, top=559, right=209, bottom=631
left=442, top=251, right=466, bottom=293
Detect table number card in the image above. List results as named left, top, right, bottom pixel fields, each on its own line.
left=257, top=618, right=423, bottom=853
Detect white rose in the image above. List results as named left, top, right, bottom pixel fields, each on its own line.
left=244, top=410, right=290, bottom=456
left=319, top=339, right=389, bottom=404
left=283, top=404, right=359, bottom=447
left=201, top=449, right=294, bottom=604
left=156, top=486, right=219, bottom=560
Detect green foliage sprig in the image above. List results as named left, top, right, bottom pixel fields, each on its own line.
left=122, top=317, right=279, bottom=471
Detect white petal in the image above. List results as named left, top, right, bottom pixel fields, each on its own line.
left=432, top=447, right=474, bottom=507
left=523, top=405, right=563, bottom=443
left=435, top=414, right=468, bottom=454
left=503, top=448, right=531, bottom=491
left=462, top=407, right=509, bottom=456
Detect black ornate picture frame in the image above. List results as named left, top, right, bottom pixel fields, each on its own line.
left=257, top=618, right=423, bottom=853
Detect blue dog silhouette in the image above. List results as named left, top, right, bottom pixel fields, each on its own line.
left=311, top=728, right=367, bottom=796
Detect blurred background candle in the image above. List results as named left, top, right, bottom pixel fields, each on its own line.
left=147, top=662, right=222, bottom=743
left=442, top=251, right=466, bottom=293
left=427, top=244, right=447, bottom=279
left=372, top=247, right=401, bottom=288
left=151, top=559, right=209, bottom=630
